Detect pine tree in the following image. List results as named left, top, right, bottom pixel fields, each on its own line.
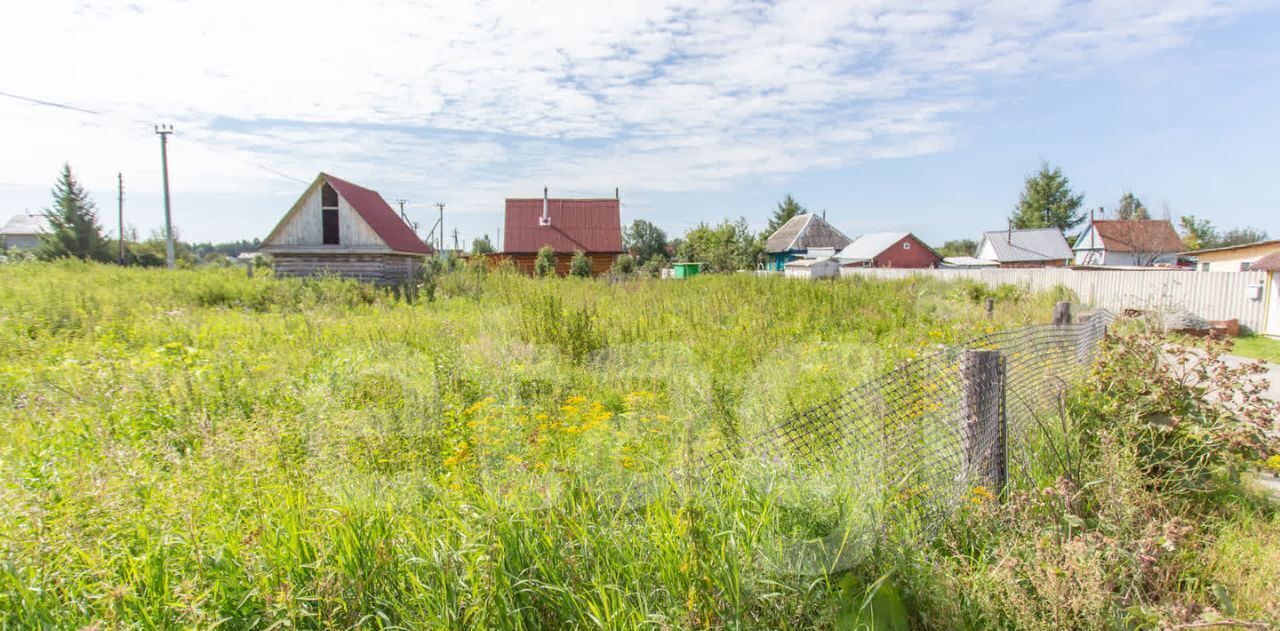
left=1010, top=162, right=1086, bottom=232
left=569, top=250, right=592, bottom=277
left=766, top=194, right=806, bottom=235
left=37, top=164, right=112, bottom=262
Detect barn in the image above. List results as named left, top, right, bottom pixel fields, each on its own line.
left=501, top=190, right=624, bottom=276
left=835, top=232, right=941, bottom=270
left=261, top=173, right=432, bottom=285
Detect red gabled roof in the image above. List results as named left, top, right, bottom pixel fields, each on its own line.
left=323, top=173, right=432, bottom=255
left=502, top=198, right=624, bottom=254
left=1087, top=220, right=1183, bottom=254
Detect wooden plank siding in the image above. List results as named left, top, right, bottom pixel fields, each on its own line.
left=273, top=253, right=421, bottom=286
left=270, top=184, right=385, bottom=248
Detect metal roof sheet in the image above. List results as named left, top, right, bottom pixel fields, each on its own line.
left=1078, top=220, right=1183, bottom=254
left=834, top=232, right=911, bottom=261
left=979, top=228, right=1073, bottom=262
left=502, top=198, right=623, bottom=254
left=322, top=174, right=431, bottom=255
left=1250, top=250, right=1280, bottom=272
left=0, top=214, right=45, bottom=236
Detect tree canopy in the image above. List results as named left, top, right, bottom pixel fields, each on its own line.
left=1179, top=215, right=1269, bottom=250
left=766, top=194, right=806, bottom=235
left=1114, top=192, right=1150, bottom=220
left=1010, top=162, right=1086, bottom=232
left=37, top=164, right=112, bottom=262
left=935, top=239, right=978, bottom=258
left=622, top=219, right=668, bottom=265
left=471, top=234, right=495, bottom=254
left=677, top=218, right=762, bottom=272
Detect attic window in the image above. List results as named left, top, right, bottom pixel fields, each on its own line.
left=321, top=183, right=339, bottom=245
left=902, top=241, right=911, bottom=250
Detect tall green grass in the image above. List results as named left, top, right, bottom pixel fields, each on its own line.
left=0, top=261, right=1070, bottom=628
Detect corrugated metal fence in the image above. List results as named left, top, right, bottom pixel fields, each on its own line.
left=840, top=267, right=1270, bottom=332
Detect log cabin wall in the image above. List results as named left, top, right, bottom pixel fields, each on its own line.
left=273, top=253, right=422, bottom=285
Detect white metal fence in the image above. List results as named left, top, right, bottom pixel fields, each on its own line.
left=840, top=267, right=1270, bottom=332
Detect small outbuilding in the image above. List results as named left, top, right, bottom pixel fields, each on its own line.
left=500, top=189, right=624, bottom=276
left=1250, top=251, right=1280, bottom=336
left=835, top=232, right=941, bottom=270
left=0, top=214, right=46, bottom=251
left=260, top=173, right=432, bottom=285
left=975, top=228, right=1073, bottom=267
left=783, top=257, right=840, bottom=279
left=763, top=214, right=852, bottom=271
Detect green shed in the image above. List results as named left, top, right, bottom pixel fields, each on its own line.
left=672, top=262, right=703, bottom=279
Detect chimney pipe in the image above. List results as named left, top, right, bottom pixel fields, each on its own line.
left=615, top=187, right=619, bottom=200
left=540, top=186, right=550, bottom=226
left=1007, top=219, right=1012, bottom=244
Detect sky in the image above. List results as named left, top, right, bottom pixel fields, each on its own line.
left=1, top=0, right=1278, bottom=249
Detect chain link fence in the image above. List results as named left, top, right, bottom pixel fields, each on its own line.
left=701, top=305, right=1115, bottom=529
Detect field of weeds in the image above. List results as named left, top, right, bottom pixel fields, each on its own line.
left=0, top=261, right=1274, bottom=629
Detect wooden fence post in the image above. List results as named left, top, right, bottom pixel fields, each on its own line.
left=985, top=298, right=994, bottom=320
left=246, top=263, right=254, bottom=279
left=1052, top=301, right=1072, bottom=326
left=961, top=349, right=1006, bottom=494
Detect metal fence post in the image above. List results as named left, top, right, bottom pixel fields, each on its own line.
left=961, top=349, right=1006, bottom=494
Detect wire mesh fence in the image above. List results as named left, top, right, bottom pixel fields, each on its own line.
left=701, top=305, right=1115, bottom=530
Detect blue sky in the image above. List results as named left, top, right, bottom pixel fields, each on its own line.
left=1, top=0, right=1278, bottom=249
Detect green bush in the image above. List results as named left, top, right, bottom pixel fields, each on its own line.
left=569, top=250, right=592, bottom=278
left=534, top=245, right=556, bottom=277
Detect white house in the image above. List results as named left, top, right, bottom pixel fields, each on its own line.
left=783, top=257, right=840, bottom=279
left=0, top=214, right=46, bottom=251
left=261, top=173, right=432, bottom=285
left=1072, top=219, right=1184, bottom=267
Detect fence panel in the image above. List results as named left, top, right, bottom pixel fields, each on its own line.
left=840, top=267, right=1267, bottom=331
left=701, top=307, right=1113, bottom=532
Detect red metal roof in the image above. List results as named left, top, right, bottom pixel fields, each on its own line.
left=502, top=198, right=624, bottom=254
left=323, top=173, right=431, bottom=255
left=1250, top=250, right=1280, bottom=272
left=1087, top=220, right=1183, bottom=254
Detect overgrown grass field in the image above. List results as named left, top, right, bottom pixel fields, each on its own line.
left=1, top=262, right=1275, bottom=629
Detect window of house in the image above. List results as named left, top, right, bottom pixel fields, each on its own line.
left=1202, top=262, right=1211, bottom=272
left=1240, top=262, right=1251, bottom=272
left=903, top=241, right=911, bottom=250
left=321, top=183, right=340, bottom=245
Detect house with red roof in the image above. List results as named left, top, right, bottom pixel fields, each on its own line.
left=500, top=189, right=624, bottom=276
left=261, top=173, right=432, bottom=285
left=1072, top=219, right=1184, bottom=267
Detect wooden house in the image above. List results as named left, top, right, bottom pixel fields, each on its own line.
left=763, top=214, right=852, bottom=271
left=835, top=232, right=941, bottom=271
left=500, top=190, right=623, bottom=276
left=261, top=173, right=432, bottom=285
left=0, top=214, right=45, bottom=251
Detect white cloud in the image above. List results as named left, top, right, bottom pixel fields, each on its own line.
left=0, top=0, right=1267, bottom=239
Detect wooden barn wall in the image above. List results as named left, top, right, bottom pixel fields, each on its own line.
left=273, top=253, right=422, bottom=285
left=269, top=185, right=384, bottom=247
left=840, top=267, right=1270, bottom=332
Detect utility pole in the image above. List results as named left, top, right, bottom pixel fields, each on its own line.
left=155, top=124, right=175, bottom=268
left=395, top=199, right=408, bottom=221
left=117, top=173, right=125, bottom=264
left=435, top=202, right=445, bottom=253
left=452, top=228, right=459, bottom=252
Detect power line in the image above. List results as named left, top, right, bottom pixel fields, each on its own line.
left=0, top=89, right=102, bottom=115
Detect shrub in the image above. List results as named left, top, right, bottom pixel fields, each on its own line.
left=569, top=250, right=592, bottom=278
left=535, top=245, right=556, bottom=277
left=611, top=253, right=636, bottom=276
